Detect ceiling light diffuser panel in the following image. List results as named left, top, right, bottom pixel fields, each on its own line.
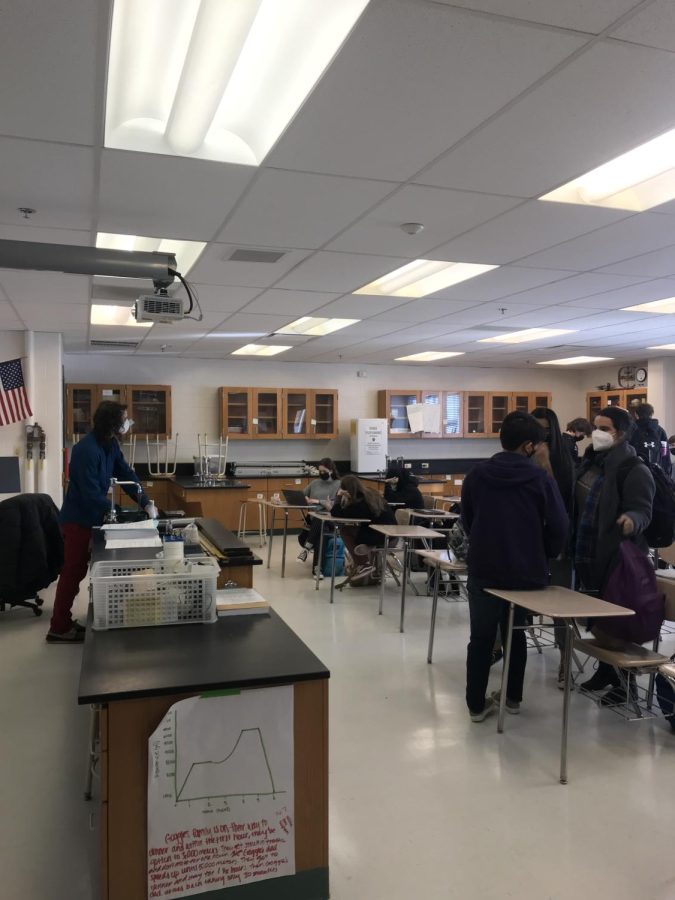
left=90, top=304, right=151, bottom=327
left=105, top=0, right=371, bottom=165
left=354, top=260, right=497, bottom=297
left=395, top=351, right=465, bottom=362
left=537, top=356, right=614, bottom=366
left=231, top=344, right=291, bottom=356
left=96, top=233, right=206, bottom=275
left=478, top=328, right=575, bottom=344
left=540, top=126, right=675, bottom=211
left=622, top=298, right=675, bottom=314
left=276, top=317, right=359, bottom=336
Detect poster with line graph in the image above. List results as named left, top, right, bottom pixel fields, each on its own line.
left=147, top=686, right=294, bottom=900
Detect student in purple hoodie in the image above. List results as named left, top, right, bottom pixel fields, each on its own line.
left=461, top=412, right=569, bottom=722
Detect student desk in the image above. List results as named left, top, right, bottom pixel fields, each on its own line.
left=307, top=511, right=371, bottom=602
left=370, top=525, right=444, bottom=633
left=486, top=586, right=633, bottom=785
left=431, top=495, right=462, bottom=510
left=263, top=500, right=314, bottom=578
left=414, top=549, right=467, bottom=663
left=78, top=612, right=330, bottom=900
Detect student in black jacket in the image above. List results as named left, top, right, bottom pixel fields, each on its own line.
left=630, top=403, right=672, bottom=476
left=384, top=465, right=424, bottom=509
left=331, top=475, right=395, bottom=571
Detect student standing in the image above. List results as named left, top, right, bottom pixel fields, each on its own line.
left=461, top=412, right=568, bottom=722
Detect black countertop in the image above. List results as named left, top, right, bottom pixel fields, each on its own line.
left=78, top=609, right=329, bottom=704
left=357, top=474, right=448, bottom=485
left=172, top=476, right=250, bottom=490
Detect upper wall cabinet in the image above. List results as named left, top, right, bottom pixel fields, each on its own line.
left=65, top=384, right=165, bottom=440
left=587, top=389, right=647, bottom=423
left=220, top=387, right=338, bottom=440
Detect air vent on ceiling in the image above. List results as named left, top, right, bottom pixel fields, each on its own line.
left=226, top=248, right=286, bottom=263
left=90, top=339, right=140, bottom=349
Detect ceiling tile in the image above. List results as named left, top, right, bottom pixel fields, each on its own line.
left=267, top=0, right=584, bottom=180
left=308, top=294, right=412, bottom=319
left=15, top=302, right=88, bottom=328
left=428, top=265, right=573, bottom=301
left=433, top=0, right=640, bottom=32
left=0, top=270, right=90, bottom=305
left=217, top=169, right=395, bottom=249
left=500, top=272, right=648, bottom=306
left=189, top=244, right=310, bottom=288
left=98, top=152, right=255, bottom=241
left=0, top=0, right=99, bottom=144
left=0, top=138, right=95, bottom=229
left=211, top=313, right=295, bottom=334
left=276, top=252, right=411, bottom=293
left=368, top=299, right=481, bottom=324
left=610, top=0, right=675, bottom=52
left=188, top=285, right=260, bottom=312
left=417, top=40, right=675, bottom=198
left=244, top=289, right=340, bottom=316
left=598, top=245, right=675, bottom=278
left=0, top=224, right=90, bottom=245
left=327, top=185, right=520, bottom=256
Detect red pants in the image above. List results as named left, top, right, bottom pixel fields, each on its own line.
left=50, top=523, right=91, bottom=633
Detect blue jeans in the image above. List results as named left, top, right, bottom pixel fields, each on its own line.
left=466, top=577, right=528, bottom=713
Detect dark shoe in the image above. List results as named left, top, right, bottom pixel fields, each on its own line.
left=46, top=626, right=85, bottom=643
left=491, top=689, right=521, bottom=715
left=599, top=676, right=637, bottom=707
left=72, top=620, right=86, bottom=634
left=579, top=663, right=620, bottom=693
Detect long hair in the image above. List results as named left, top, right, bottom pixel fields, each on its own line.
left=339, top=474, right=385, bottom=516
left=93, top=401, right=125, bottom=444
left=317, top=457, right=339, bottom=480
left=530, top=406, right=574, bottom=512
left=385, top=464, right=418, bottom=491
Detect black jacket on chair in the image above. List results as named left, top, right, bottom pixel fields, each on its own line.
left=0, top=494, right=63, bottom=602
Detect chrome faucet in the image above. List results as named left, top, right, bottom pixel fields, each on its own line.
left=104, top=478, right=141, bottom=524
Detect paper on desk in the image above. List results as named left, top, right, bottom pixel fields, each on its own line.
left=147, top=687, right=295, bottom=899
left=406, top=404, right=425, bottom=433
left=105, top=533, right=162, bottom=549
left=102, top=519, right=158, bottom=531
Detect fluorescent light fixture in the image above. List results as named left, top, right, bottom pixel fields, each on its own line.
left=276, top=316, right=359, bottom=336
left=96, top=232, right=206, bottom=276
left=647, top=344, right=675, bottom=350
left=90, top=304, right=151, bottom=328
left=395, top=351, right=465, bottom=362
left=105, top=0, right=370, bottom=165
left=353, top=259, right=497, bottom=297
left=540, top=126, right=675, bottom=211
left=231, top=343, right=291, bottom=356
left=537, top=356, right=614, bottom=366
left=622, top=297, right=675, bottom=314
left=478, top=327, right=575, bottom=344
left=207, top=332, right=268, bottom=339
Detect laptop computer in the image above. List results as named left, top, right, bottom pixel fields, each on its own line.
left=282, top=488, right=309, bottom=506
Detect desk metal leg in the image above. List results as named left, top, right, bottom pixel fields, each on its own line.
left=266, top=507, right=276, bottom=568
left=379, top=546, right=387, bottom=615
left=497, top=602, right=515, bottom=733
left=399, top=540, right=409, bottom=633
left=281, top=510, right=289, bottom=578
left=315, top=518, right=326, bottom=591
left=84, top=704, right=100, bottom=801
left=559, top=621, right=575, bottom=784
left=330, top=525, right=338, bottom=604
left=427, top=564, right=441, bottom=663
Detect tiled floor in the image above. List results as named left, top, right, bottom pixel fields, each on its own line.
left=1, top=546, right=674, bottom=899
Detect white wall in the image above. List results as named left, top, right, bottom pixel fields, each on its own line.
left=0, top=331, right=62, bottom=503
left=64, top=354, right=586, bottom=465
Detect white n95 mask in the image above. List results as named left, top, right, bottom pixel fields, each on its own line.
left=118, top=418, right=133, bottom=435
left=591, top=429, right=614, bottom=452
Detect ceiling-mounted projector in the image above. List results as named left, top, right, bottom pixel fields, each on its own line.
left=134, top=294, right=185, bottom=324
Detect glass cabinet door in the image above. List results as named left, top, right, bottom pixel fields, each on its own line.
left=223, top=388, right=251, bottom=438
left=587, top=393, right=603, bottom=422
left=443, top=391, right=463, bottom=437
left=98, top=385, right=127, bottom=407
left=388, top=392, right=420, bottom=435
left=130, top=387, right=170, bottom=436
left=464, top=393, right=487, bottom=436
left=254, top=389, right=281, bottom=438
left=489, top=393, right=510, bottom=435
left=68, top=385, right=96, bottom=437
left=313, top=390, right=337, bottom=437
left=532, top=393, right=550, bottom=409
left=605, top=391, right=622, bottom=408
left=624, top=389, right=647, bottom=412
left=421, top=391, right=443, bottom=438
left=284, top=390, right=309, bottom=438
left=511, top=393, right=531, bottom=415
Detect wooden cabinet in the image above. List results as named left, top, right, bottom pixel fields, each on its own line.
left=488, top=393, right=511, bottom=436
left=378, top=390, right=422, bottom=438
left=441, top=390, right=463, bottom=438
left=586, top=389, right=647, bottom=422
left=464, top=392, right=488, bottom=437
left=221, top=388, right=338, bottom=441
left=65, top=383, right=171, bottom=440
left=511, top=392, right=551, bottom=415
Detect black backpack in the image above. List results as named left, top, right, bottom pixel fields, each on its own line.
left=618, top=457, right=675, bottom=548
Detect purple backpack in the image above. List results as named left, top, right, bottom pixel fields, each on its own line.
left=601, top=541, right=664, bottom=644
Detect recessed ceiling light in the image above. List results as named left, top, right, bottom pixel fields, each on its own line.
left=540, top=126, right=675, bottom=211
left=478, top=327, right=576, bottom=344
left=647, top=344, right=675, bottom=350
left=353, top=259, right=497, bottom=298
left=276, top=317, right=360, bottom=336
left=231, top=344, right=291, bottom=357
left=622, top=297, right=675, bottom=314
left=96, top=233, right=206, bottom=276
left=105, top=0, right=370, bottom=165
left=207, top=332, right=268, bottom=339
left=537, top=356, right=614, bottom=366
left=90, top=304, right=151, bottom=328
left=395, top=351, right=465, bottom=362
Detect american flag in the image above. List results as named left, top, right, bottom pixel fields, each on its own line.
left=0, top=358, right=32, bottom=425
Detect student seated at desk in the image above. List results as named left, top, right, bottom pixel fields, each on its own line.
left=297, top=458, right=340, bottom=567
left=461, top=412, right=568, bottom=723
left=384, top=465, right=424, bottom=510
left=331, top=475, right=395, bottom=573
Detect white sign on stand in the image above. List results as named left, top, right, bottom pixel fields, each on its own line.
left=350, top=418, right=388, bottom=473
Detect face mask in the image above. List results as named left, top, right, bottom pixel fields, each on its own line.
left=592, top=430, right=614, bottom=452
left=319, top=471, right=330, bottom=480
left=574, top=434, right=584, bottom=442
left=118, top=418, right=133, bottom=435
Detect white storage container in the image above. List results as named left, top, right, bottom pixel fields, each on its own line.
left=90, top=557, right=219, bottom=630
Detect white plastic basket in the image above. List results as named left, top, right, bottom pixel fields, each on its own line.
left=90, top=557, right=219, bottom=630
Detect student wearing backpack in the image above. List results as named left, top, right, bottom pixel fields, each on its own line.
left=629, top=403, right=672, bottom=477
left=575, top=406, right=656, bottom=700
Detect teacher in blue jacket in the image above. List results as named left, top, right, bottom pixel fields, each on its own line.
left=47, top=401, right=157, bottom=643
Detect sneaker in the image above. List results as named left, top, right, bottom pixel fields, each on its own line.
left=297, top=549, right=308, bottom=562
left=469, top=697, right=496, bottom=723
left=579, top=665, right=620, bottom=693
left=312, top=567, right=324, bottom=580
left=72, top=620, right=86, bottom=634
left=46, top=626, right=85, bottom=644
left=557, top=663, right=566, bottom=691
left=491, top=690, right=521, bottom=715
left=599, top=680, right=638, bottom=707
